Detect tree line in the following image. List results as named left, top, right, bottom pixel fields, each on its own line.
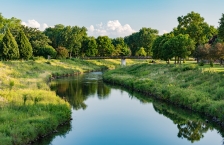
left=1, top=11, right=224, bottom=62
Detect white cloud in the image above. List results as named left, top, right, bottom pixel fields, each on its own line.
left=21, top=19, right=49, bottom=31
left=88, top=20, right=136, bottom=38
left=42, top=23, right=49, bottom=30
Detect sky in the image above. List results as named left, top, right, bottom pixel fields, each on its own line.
left=1, top=0, right=224, bottom=38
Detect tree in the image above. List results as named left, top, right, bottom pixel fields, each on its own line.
left=152, top=33, right=174, bottom=60
left=137, top=28, right=159, bottom=56
left=81, top=36, right=98, bottom=57
left=125, top=27, right=158, bottom=56
left=44, top=24, right=65, bottom=49
left=96, top=36, right=114, bottom=56
left=195, top=44, right=211, bottom=61
left=45, top=25, right=87, bottom=58
left=22, top=26, right=52, bottom=57
left=175, top=11, right=217, bottom=47
left=135, top=47, right=147, bottom=56
left=0, top=29, right=19, bottom=60
left=218, top=13, right=224, bottom=41
left=16, top=30, right=32, bottom=60
left=112, top=37, right=131, bottom=56
left=210, top=42, right=224, bottom=64
left=124, top=32, right=139, bottom=56
left=60, top=26, right=87, bottom=57
left=165, top=34, right=195, bottom=64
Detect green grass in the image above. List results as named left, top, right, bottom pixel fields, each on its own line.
left=103, top=62, right=224, bottom=123
left=0, top=57, right=145, bottom=145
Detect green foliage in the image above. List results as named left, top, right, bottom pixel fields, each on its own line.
left=45, top=25, right=87, bottom=57
left=0, top=29, right=19, bottom=60
left=56, top=47, right=69, bottom=59
left=152, top=33, right=174, bottom=61
left=38, top=45, right=57, bottom=59
left=170, top=34, right=195, bottom=61
left=16, top=30, right=33, bottom=60
left=135, top=47, right=147, bottom=56
left=22, top=26, right=52, bottom=57
left=125, top=27, right=158, bottom=56
left=175, top=11, right=217, bottom=46
left=218, top=13, right=224, bottom=41
left=81, top=36, right=98, bottom=57
left=96, top=36, right=114, bottom=56
left=112, top=37, right=131, bottom=56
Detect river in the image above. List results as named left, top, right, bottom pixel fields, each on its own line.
left=35, top=72, right=224, bottom=145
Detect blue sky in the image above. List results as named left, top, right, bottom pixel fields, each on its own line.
left=1, top=0, right=224, bottom=37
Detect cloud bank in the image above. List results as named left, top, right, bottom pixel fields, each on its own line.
left=22, top=19, right=48, bottom=31
left=88, top=20, right=136, bottom=38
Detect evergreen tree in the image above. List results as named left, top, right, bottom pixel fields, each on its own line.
left=218, top=13, right=224, bottom=41
left=17, top=30, right=33, bottom=60
left=0, top=29, right=19, bottom=60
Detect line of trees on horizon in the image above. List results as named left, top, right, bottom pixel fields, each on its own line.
left=1, top=11, right=224, bottom=63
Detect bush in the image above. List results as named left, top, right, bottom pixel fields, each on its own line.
left=38, top=45, right=57, bottom=59
left=56, top=47, right=69, bottom=59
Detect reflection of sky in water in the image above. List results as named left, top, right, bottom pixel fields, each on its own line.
left=51, top=89, right=223, bottom=145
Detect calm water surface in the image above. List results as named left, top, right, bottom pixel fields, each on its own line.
left=38, top=72, right=224, bottom=145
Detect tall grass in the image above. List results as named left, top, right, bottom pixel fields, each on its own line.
left=103, top=63, right=224, bottom=123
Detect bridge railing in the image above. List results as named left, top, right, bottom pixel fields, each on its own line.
left=81, top=56, right=152, bottom=59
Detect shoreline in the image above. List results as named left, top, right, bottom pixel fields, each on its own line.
left=103, top=63, right=224, bottom=128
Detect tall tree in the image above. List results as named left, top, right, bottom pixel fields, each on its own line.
left=96, top=36, right=114, bottom=56
left=81, top=36, right=98, bottom=57
left=152, top=33, right=174, bottom=60
left=125, top=27, right=158, bottom=56
left=0, top=29, right=19, bottom=60
left=175, top=11, right=217, bottom=46
left=137, top=28, right=159, bottom=56
left=22, top=26, right=52, bottom=57
left=16, top=30, right=32, bottom=60
left=167, top=34, right=195, bottom=63
left=60, top=26, right=87, bottom=57
left=218, top=13, right=224, bottom=41
left=44, top=24, right=65, bottom=49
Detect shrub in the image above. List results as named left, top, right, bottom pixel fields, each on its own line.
left=38, top=45, right=57, bottom=59
left=56, top=47, right=69, bottom=59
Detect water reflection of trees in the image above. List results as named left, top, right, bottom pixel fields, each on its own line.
left=177, top=121, right=209, bottom=143
left=153, top=101, right=213, bottom=143
left=112, top=86, right=217, bottom=143
left=50, top=73, right=111, bottom=110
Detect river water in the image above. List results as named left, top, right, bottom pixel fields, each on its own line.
left=37, top=72, right=224, bottom=145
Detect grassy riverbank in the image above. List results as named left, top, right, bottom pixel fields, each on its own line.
left=103, top=63, right=224, bottom=125
left=0, top=57, right=145, bottom=145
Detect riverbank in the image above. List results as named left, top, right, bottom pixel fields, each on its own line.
left=0, top=57, right=141, bottom=145
left=103, top=63, right=224, bottom=126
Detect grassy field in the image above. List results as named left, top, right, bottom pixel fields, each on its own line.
left=103, top=62, right=224, bottom=125
left=0, top=57, right=145, bottom=145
